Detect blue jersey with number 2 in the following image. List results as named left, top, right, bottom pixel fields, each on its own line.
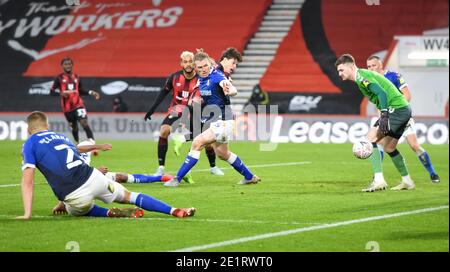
left=22, top=130, right=93, bottom=200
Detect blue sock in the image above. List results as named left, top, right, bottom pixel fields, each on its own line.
left=132, top=174, right=162, bottom=183
left=418, top=151, right=436, bottom=175
left=130, top=193, right=172, bottom=215
left=227, top=153, right=254, bottom=180
left=176, top=151, right=200, bottom=181
left=85, top=205, right=110, bottom=217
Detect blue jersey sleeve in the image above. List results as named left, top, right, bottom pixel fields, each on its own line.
left=21, top=139, right=36, bottom=171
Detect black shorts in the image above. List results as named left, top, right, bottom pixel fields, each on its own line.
left=161, top=114, right=182, bottom=126
left=64, top=108, right=88, bottom=123
left=161, top=106, right=204, bottom=141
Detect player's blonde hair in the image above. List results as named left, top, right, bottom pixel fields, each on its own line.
left=180, top=51, right=194, bottom=60
left=194, top=50, right=214, bottom=64
left=27, top=111, right=48, bottom=133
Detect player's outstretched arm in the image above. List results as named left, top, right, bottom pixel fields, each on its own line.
left=77, top=143, right=112, bottom=154
left=145, top=87, right=170, bottom=121
left=17, top=168, right=35, bottom=220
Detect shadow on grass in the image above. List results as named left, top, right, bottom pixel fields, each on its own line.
left=388, top=231, right=449, bottom=240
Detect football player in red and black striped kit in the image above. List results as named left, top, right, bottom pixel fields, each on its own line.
left=50, top=57, right=100, bottom=143
left=144, top=51, right=224, bottom=180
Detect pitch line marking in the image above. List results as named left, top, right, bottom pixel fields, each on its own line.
left=170, top=205, right=449, bottom=252
left=0, top=214, right=322, bottom=226
left=0, top=182, right=46, bottom=188
left=0, top=161, right=312, bottom=188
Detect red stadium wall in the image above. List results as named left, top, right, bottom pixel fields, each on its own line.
left=260, top=14, right=341, bottom=93
left=322, top=0, right=449, bottom=65
left=258, top=0, right=448, bottom=115
left=23, top=0, right=271, bottom=78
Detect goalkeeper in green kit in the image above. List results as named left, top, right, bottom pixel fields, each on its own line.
left=335, top=54, right=414, bottom=192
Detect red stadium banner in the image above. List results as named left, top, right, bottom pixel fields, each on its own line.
left=0, top=0, right=270, bottom=112
left=14, top=0, right=269, bottom=77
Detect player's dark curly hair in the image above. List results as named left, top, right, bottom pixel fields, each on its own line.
left=60, top=56, right=73, bottom=65
left=220, top=47, right=242, bottom=63
left=335, top=54, right=355, bottom=67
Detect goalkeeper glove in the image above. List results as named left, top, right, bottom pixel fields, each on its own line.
left=378, top=110, right=390, bottom=135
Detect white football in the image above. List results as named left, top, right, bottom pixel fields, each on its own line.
left=352, top=140, right=373, bottom=159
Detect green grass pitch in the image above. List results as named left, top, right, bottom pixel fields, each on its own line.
left=0, top=140, right=448, bottom=252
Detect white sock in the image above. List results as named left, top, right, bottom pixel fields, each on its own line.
left=127, top=174, right=135, bottom=183
left=188, top=150, right=201, bottom=159
left=415, top=147, right=425, bottom=156
left=227, top=152, right=238, bottom=164
left=402, top=175, right=414, bottom=184
left=129, top=192, right=139, bottom=205
left=374, top=172, right=384, bottom=181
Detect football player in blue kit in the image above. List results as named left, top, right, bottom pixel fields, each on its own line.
left=367, top=55, right=440, bottom=184
left=164, top=49, right=261, bottom=187
left=17, top=111, right=196, bottom=219
left=76, top=139, right=174, bottom=185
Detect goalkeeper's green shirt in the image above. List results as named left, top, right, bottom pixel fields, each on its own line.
left=355, top=69, right=409, bottom=110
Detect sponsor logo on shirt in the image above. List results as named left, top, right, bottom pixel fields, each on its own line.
left=200, top=90, right=212, bottom=96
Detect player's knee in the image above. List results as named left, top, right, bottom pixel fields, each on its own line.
left=116, top=188, right=130, bottom=204
left=115, top=173, right=128, bottom=183
left=217, top=152, right=229, bottom=161
left=191, top=138, right=203, bottom=151
left=160, top=127, right=171, bottom=138
left=409, top=142, right=421, bottom=152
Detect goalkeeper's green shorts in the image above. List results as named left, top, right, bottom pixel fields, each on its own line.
left=374, top=106, right=412, bottom=139
left=387, top=106, right=411, bottom=139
